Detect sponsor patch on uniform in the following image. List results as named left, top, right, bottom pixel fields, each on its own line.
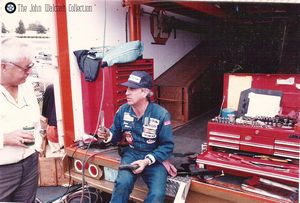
left=143, top=124, right=157, bottom=130
left=143, top=126, right=156, bottom=134
left=142, top=132, right=156, bottom=139
left=149, top=118, right=160, bottom=126
left=124, top=124, right=131, bottom=128
left=146, top=139, right=156, bottom=144
left=124, top=112, right=134, bottom=122
left=164, top=120, right=171, bottom=126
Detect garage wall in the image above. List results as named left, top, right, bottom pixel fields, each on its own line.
left=141, top=5, right=202, bottom=78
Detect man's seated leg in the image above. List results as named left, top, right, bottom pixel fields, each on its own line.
left=110, top=153, right=137, bottom=203
left=142, top=163, right=168, bottom=203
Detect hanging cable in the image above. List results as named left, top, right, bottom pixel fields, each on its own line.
left=80, top=0, right=107, bottom=203
left=125, top=8, right=128, bottom=42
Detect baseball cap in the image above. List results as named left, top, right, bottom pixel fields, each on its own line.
left=121, top=71, right=153, bottom=89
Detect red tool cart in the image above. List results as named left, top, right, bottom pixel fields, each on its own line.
left=197, top=74, right=300, bottom=197
left=81, top=59, right=153, bottom=134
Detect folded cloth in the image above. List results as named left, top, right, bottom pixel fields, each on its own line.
left=73, top=50, right=102, bottom=82
left=162, top=160, right=177, bottom=177
left=102, top=40, right=143, bottom=67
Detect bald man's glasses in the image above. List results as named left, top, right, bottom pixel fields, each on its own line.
left=4, top=62, right=34, bottom=72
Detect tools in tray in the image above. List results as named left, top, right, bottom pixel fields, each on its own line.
left=211, top=115, right=297, bottom=129
left=206, top=149, right=299, bottom=174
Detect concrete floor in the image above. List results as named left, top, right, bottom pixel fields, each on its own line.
left=170, top=109, right=217, bottom=170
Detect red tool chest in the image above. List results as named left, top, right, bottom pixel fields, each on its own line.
left=197, top=74, right=300, bottom=184
left=81, top=59, right=153, bottom=134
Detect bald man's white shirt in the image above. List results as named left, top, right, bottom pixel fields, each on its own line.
left=0, top=79, right=42, bottom=165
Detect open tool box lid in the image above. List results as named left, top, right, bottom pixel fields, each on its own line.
left=197, top=74, right=300, bottom=189
left=222, top=73, right=300, bottom=116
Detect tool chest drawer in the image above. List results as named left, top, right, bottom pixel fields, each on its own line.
left=274, top=138, right=300, bottom=159
left=208, top=129, right=240, bottom=150
left=207, top=122, right=300, bottom=157
left=197, top=151, right=299, bottom=183
left=239, top=134, right=274, bottom=155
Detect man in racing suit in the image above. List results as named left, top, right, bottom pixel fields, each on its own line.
left=98, top=70, right=174, bottom=203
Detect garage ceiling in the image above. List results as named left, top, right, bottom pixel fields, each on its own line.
left=142, top=1, right=300, bottom=24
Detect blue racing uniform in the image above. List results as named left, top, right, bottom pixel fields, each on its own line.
left=109, top=102, right=174, bottom=203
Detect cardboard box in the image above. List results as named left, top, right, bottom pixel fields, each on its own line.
left=39, top=157, right=69, bottom=186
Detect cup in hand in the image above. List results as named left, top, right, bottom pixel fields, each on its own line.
left=22, top=126, right=35, bottom=146
left=97, top=127, right=109, bottom=140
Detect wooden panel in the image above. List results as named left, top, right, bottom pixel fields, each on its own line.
left=186, top=191, right=233, bottom=203
left=39, top=157, right=57, bottom=186
left=155, top=43, right=216, bottom=87
left=155, top=42, right=224, bottom=123
left=56, top=158, right=69, bottom=186
left=158, top=86, right=184, bottom=121
left=190, top=180, right=280, bottom=203
left=65, top=147, right=120, bottom=170
left=39, top=157, right=69, bottom=186
left=157, top=68, right=222, bottom=122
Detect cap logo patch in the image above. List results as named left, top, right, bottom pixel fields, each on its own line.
left=129, top=75, right=141, bottom=83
